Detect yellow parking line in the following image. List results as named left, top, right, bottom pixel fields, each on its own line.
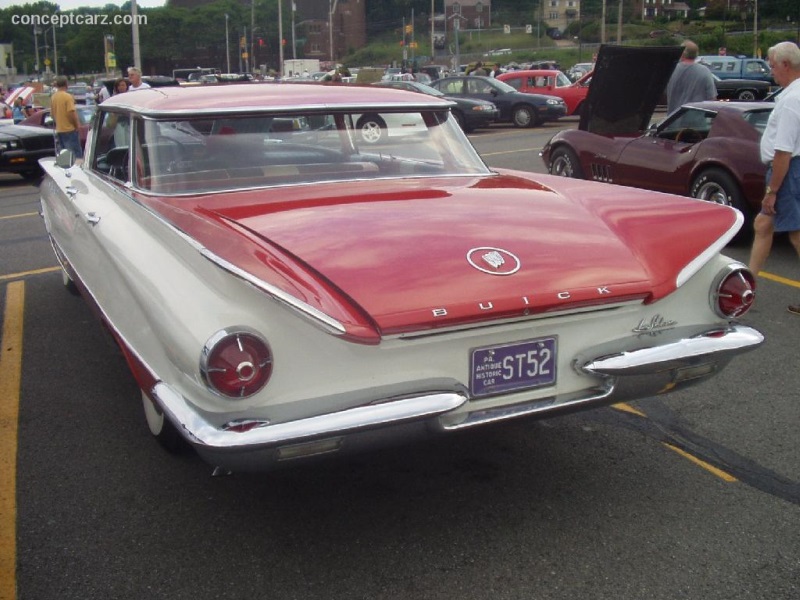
left=663, top=443, right=738, bottom=483
left=0, top=213, right=38, bottom=222
left=611, top=402, right=647, bottom=418
left=0, top=281, right=25, bottom=600
left=759, top=271, right=800, bottom=289
left=0, top=267, right=60, bottom=282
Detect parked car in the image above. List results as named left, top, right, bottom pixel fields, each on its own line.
left=38, top=82, right=762, bottom=471
left=430, top=75, right=567, bottom=127
left=698, top=55, right=773, bottom=84
left=374, top=79, right=498, bottom=132
left=0, top=105, right=95, bottom=178
left=567, top=62, right=594, bottom=81
left=541, top=45, right=771, bottom=234
left=19, top=105, right=96, bottom=146
left=496, top=69, right=591, bottom=116
left=711, top=73, right=771, bottom=101
left=68, top=82, right=93, bottom=105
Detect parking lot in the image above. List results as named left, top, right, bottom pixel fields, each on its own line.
left=1, top=121, right=799, bottom=599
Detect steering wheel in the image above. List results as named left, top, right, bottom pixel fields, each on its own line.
left=675, top=128, right=702, bottom=144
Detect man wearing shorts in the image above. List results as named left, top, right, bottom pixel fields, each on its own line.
left=748, top=41, right=800, bottom=315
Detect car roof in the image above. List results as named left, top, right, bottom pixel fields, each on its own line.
left=99, top=82, right=453, bottom=117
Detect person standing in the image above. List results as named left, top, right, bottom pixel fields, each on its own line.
left=471, top=61, right=488, bottom=76
left=489, top=62, right=502, bottom=77
left=12, top=97, right=27, bottom=123
left=50, top=75, right=83, bottom=159
left=127, top=67, right=150, bottom=91
left=747, top=41, right=800, bottom=315
left=113, top=78, right=130, bottom=95
left=665, top=40, right=716, bottom=115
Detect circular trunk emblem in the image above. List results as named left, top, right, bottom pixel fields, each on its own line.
left=467, top=247, right=521, bottom=275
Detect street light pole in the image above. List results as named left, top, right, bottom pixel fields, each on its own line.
left=329, top=0, right=339, bottom=64
left=225, top=14, right=230, bottom=73
left=278, top=0, right=284, bottom=76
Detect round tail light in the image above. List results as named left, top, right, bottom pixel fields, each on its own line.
left=711, top=265, right=756, bottom=318
left=201, top=328, right=273, bottom=398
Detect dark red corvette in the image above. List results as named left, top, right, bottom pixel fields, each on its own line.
left=541, top=46, right=771, bottom=231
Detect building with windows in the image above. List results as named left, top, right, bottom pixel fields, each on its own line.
left=295, top=0, right=366, bottom=63
left=443, top=1, right=492, bottom=35
left=541, top=0, right=581, bottom=34
left=640, top=0, right=691, bottom=20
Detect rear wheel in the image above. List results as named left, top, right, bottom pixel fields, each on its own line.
left=512, top=105, right=535, bottom=128
left=61, top=267, right=80, bottom=296
left=548, top=146, right=584, bottom=178
left=690, top=168, right=752, bottom=241
left=142, top=390, right=185, bottom=453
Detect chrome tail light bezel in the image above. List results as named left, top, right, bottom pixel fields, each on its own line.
left=200, top=327, right=273, bottom=399
left=710, top=263, right=756, bottom=319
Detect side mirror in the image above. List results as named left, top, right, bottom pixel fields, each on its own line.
left=55, top=148, right=75, bottom=169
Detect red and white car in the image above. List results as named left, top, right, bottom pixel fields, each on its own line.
left=39, top=83, right=763, bottom=472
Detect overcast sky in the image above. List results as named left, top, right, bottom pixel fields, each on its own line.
left=52, top=1, right=166, bottom=10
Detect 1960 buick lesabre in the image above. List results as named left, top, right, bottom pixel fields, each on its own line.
left=39, top=82, right=763, bottom=472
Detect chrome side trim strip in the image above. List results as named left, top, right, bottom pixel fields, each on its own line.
left=676, top=208, right=743, bottom=287
left=153, top=382, right=467, bottom=450
left=198, top=248, right=347, bottom=336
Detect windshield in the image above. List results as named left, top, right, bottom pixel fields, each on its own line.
left=133, top=109, right=491, bottom=195
left=490, top=79, right=517, bottom=93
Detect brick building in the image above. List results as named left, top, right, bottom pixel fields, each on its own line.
left=294, top=0, right=367, bottom=63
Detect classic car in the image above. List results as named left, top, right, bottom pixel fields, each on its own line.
left=0, top=105, right=95, bottom=178
left=541, top=45, right=771, bottom=233
left=496, top=69, right=591, bottom=116
left=19, top=105, right=96, bottom=146
left=39, top=83, right=763, bottom=472
left=711, top=73, right=771, bottom=101
left=374, top=79, right=499, bottom=132
left=430, top=75, right=567, bottom=127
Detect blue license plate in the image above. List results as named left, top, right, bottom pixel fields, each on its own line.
left=470, top=337, right=557, bottom=397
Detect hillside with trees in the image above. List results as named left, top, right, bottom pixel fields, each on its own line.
left=0, top=0, right=797, bottom=78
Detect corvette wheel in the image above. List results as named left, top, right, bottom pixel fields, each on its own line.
left=512, top=105, right=535, bottom=128
left=142, top=390, right=185, bottom=453
left=690, top=168, right=746, bottom=210
left=356, top=114, right=387, bottom=144
left=548, top=147, right=584, bottom=179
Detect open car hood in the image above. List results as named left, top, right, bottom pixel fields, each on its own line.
left=579, top=45, right=683, bottom=136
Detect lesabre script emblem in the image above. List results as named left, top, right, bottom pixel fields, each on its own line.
left=467, top=247, right=521, bottom=276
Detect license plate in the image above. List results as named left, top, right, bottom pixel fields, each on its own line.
left=470, top=337, right=557, bottom=397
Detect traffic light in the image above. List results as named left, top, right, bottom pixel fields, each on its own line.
left=258, top=38, right=264, bottom=47
left=405, top=24, right=413, bottom=34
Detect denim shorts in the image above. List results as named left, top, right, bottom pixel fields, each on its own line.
left=766, top=157, right=800, bottom=233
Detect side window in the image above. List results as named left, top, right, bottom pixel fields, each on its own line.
left=504, top=77, right=521, bottom=90
left=92, top=111, right=130, bottom=182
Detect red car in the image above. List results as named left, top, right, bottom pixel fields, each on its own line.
left=541, top=45, right=771, bottom=234
left=37, top=81, right=762, bottom=471
left=20, top=105, right=96, bottom=146
left=497, top=69, right=592, bottom=116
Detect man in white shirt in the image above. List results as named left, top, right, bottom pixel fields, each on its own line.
left=127, top=67, right=151, bottom=91
left=747, top=41, right=800, bottom=314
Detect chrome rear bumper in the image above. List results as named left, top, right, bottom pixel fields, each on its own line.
left=152, top=324, right=763, bottom=471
